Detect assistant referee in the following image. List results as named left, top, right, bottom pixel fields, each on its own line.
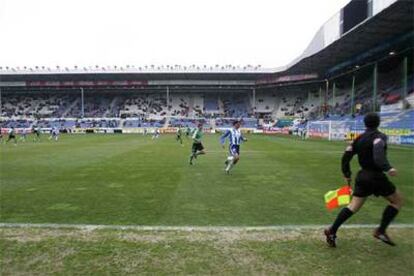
left=324, top=112, right=403, bottom=247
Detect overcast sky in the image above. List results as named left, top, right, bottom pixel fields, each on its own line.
left=0, top=0, right=350, bottom=69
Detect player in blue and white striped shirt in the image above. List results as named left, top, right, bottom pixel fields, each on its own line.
left=48, top=127, right=60, bottom=141
left=220, top=120, right=247, bottom=174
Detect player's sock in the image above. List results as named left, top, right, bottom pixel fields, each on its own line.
left=225, top=157, right=234, bottom=172
left=330, top=207, right=353, bottom=234
left=378, top=205, right=399, bottom=233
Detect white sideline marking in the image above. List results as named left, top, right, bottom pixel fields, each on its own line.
left=0, top=223, right=413, bottom=232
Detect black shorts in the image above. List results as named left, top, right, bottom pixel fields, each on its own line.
left=9, top=135, right=16, bottom=139
left=354, top=170, right=396, bottom=197
left=192, top=142, right=204, bottom=153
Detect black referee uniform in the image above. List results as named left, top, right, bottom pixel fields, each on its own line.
left=342, top=129, right=396, bottom=197
left=325, top=112, right=401, bottom=247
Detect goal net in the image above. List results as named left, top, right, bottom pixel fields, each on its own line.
left=307, top=120, right=358, bottom=141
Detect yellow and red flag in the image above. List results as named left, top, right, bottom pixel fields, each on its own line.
left=324, top=185, right=352, bottom=210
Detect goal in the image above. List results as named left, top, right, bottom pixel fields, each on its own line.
left=307, top=120, right=358, bottom=141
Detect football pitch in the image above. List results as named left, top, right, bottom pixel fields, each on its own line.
left=1, top=133, right=413, bottom=274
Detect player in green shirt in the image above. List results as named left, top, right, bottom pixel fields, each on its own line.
left=176, top=127, right=183, bottom=145
left=6, top=127, right=17, bottom=145
left=189, top=123, right=206, bottom=165
left=32, top=126, right=41, bottom=142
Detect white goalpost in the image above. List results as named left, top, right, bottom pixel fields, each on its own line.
left=307, top=120, right=358, bottom=141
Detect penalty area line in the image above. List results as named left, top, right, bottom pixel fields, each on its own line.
left=0, top=223, right=413, bottom=232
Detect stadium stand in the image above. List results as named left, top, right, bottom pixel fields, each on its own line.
left=221, top=93, right=251, bottom=118
left=118, top=94, right=168, bottom=118
left=381, top=109, right=414, bottom=129
left=169, top=118, right=210, bottom=128
left=0, top=0, right=412, bottom=144
left=123, top=118, right=165, bottom=128
left=204, top=94, right=221, bottom=113
left=1, top=94, right=77, bottom=118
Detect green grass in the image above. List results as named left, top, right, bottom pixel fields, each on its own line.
left=1, top=133, right=413, bottom=226
left=1, top=133, right=413, bottom=274
left=1, top=227, right=413, bottom=275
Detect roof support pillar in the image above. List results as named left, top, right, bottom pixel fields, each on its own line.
left=252, top=88, right=256, bottom=114
left=319, top=86, right=322, bottom=117
left=351, top=75, right=355, bottom=116
left=325, top=79, right=329, bottom=117
left=80, top=87, right=84, bottom=118
left=166, top=86, right=170, bottom=111
left=372, top=63, right=378, bottom=112
left=402, top=56, right=408, bottom=103
left=332, top=82, right=336, bottom=114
